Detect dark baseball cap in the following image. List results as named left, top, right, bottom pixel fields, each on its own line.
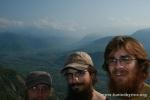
left=25, top=71, right=52, bottom=89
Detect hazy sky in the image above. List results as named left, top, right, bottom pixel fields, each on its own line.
left=0, top=0, right=150, bottom=36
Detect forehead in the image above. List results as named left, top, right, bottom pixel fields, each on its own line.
left=109, top=48, right=129, bottom=57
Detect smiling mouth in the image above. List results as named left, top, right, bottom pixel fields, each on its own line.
left=112, top=70, right=128, bottom=77
left=114, top=72, right=125, bottom=76
left=114, top=73, right=122, bottom=76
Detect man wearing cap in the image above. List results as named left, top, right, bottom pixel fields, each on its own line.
left=25, top=71, right=52, bottom=100
left=61, top=51, right=106, bottom=100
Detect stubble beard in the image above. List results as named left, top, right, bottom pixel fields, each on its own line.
left=66, top=82, right=93, bottom=100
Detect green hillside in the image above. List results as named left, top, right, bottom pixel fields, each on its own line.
left=0, top=66, right=25, bottom=100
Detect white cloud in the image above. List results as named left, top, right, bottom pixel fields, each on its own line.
left=33, top=17, right=86, bottom=32
left=2, top=17, right=150, bottom=36
left=108, top=17, right=150, bottom=28
left=97, top=17, right=150, bottom=34
left=0, top=17, right=87, bottom=34
left=0, top=18, right=24, bottom=29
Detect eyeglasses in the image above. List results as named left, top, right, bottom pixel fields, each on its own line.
left=64, top=70, right=87, bottom=79
left=108, top=55, right=136, bottom=66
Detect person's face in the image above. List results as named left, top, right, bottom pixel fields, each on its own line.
left=64, top=68, right=92, bottom=93
left=27, top=84, right=51, bottom=100
left=108, top=49, right=137, bottom=85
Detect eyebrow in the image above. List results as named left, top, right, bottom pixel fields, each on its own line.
left=109, top=55, right=132, bottom=58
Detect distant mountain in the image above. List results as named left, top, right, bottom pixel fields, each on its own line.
left=69, top=33, right=104, bottom=50
left=0, top=31, right=79, bottom=53
left=131, top=28, right=150, bottom=51
left=72, top=28, right=150, bottom=53
left=0, top=32, right=48, bottom=52
left=0, top=31, right=80, bottom=72
left=2, top=28, right=150, bottom=69
left=78, top=33, right=104, bottom=44
left=74, top=36, right=113, bottom=53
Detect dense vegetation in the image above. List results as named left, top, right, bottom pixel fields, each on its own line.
left=0, top=66, right=25, bottom=100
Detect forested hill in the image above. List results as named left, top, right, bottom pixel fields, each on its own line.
left=0, top=66, right=25, bottom=100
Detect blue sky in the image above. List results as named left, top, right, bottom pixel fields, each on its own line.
left=0, top=0, right=150, bottom=37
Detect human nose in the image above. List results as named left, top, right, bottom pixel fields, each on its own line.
left=37, top=90, right=42, bottom=97
left=69, top=75, right=79, bottom=83
left=115, top=59, right=124, bottom=69
left=37, top=87, right=45, bottom=95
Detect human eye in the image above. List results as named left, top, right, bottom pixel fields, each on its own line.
left=76, top=70, right=85, bottom=76
left=42, top=85, right=50, bottom=91
left=64, top=73, right=73, bottom=79
left=108, top=57, right=117, bottom=63
left=31, top=86, right=38, bottom=91
left=120, top=55, right=132, bottom=63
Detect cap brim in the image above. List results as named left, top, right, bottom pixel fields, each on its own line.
left=61, top=63, right=88, bottom=73
left=27, top=81, right=51, bottom=89
left=26, top=76, right=52, bottom=89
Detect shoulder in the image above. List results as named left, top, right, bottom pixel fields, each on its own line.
left=140, top=83, right=150, bottom=99
left=92, top=89, right=106, bottom=100
left=144, top=83, right=150, bottom=88
left=142, top=83, right=150, bottom=93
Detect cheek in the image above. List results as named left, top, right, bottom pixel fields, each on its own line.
left=28, top=91, right=36, bottom=99
left=67, top=79, right=72, bottom=84
left=43, top=92, right=50, bottom=97
left=67, top=78, right=76, bottom=85
left=128, top=62, right=137, bottom=72
left=82, top=75, right=92, bottom=84
left=108, top=66, right=113, bottom=74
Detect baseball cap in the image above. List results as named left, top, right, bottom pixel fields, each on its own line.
left=61, top=51, right=94, bottom=73
left=25, top=71, right=52, bottom=89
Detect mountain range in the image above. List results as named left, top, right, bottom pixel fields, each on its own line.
left=1, top=28, right=150, bottom=71
left=74, top=28, right=150, bottom=53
